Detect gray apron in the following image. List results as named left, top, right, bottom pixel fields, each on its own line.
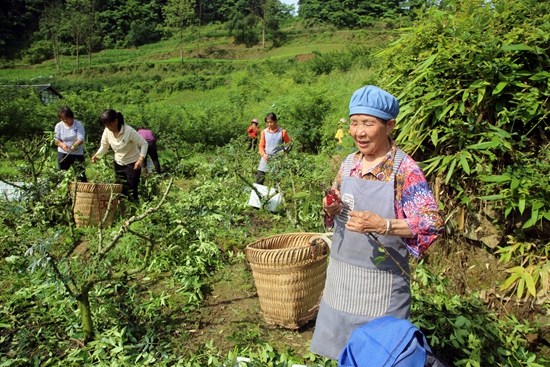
left=257, top=127, right=284, bottom=173
left=310, top=149, right=410, bottom=361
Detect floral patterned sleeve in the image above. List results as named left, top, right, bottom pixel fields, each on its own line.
left=396, top=157, right=444, bottom=258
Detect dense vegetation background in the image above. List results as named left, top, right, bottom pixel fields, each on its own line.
left=1, top=0, right=550, bottom=366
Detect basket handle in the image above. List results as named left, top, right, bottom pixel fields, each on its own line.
left=309, top=233, right=332, bottom=259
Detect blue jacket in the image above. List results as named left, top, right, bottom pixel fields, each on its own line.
left=338, top=316, right=431, bottom=367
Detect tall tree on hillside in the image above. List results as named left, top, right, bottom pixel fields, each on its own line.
left=65, top=0, right=87, bottom=69
left=40, top=0, right=64, bottom=72
left=163, top=0, right=196, bottom=63
left=82, top=0, right=98, bottom=63
left=227, top=0, right=288, bottom=48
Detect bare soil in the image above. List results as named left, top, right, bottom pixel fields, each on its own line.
left=180, top=236, right=550, bottom=359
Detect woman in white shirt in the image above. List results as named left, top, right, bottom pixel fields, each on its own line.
left=91, top=110, right=148, bottom=201
left=54, top=106, right=87, bottom=182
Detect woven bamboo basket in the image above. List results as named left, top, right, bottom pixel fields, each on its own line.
left=246, top=232, right=331, bottom=329
left=70, top=182, right=123, bottom=227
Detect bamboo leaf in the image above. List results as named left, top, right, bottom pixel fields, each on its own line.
left=480, top=175, right=511, bottom=183
left=500, top=272, right=520, bottom=290
left=517, top=277, right=525, bottom=299
left=523, top=272, right=537, bottom=298
left=519, top=197, right=526, bottom=214
left=445, top=158, right=457, bottom=185
left=459, top=154, right=470, bottom=175
left=478, top=194, right=505, bottom=200
left=466, top=140, right=499, bottom=150
left=431, top=129, right=439, bottom=146
left=522, top=215, right=537, bottom=229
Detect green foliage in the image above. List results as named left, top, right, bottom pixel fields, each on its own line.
left=411, top=263, right=548, bottom=367
left=375, top=0, right=550, bottom=304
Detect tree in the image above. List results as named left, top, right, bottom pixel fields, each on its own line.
left=65, top=0, right=87, bottom=69
left=163, top=0, right=195, bottom=63
left=82, top=0, right=98, bottom=63
left=40, top=0, right=64, bottom=72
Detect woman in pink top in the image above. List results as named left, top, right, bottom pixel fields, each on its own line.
left=137, top=126, right=161, bottom=173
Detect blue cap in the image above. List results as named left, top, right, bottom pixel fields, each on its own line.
left=349, top=85, right=399, bottom=120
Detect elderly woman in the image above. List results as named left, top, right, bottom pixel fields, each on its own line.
left=91, top=110, right=148, bottom=201
left=310, top=85, right=444, bottom=361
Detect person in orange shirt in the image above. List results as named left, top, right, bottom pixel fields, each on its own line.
left=256, top=112, right=291, bottom=184
left=247, top=118, right=260, bottom=151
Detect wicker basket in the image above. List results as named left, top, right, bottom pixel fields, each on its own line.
left=70, top=182, right=123, bottom=227
left=246, top=232, right=331, bottom=329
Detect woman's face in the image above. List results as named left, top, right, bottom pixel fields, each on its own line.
left=60, top=113, right=74, bottom=126
left=266, top=118, right=278, bottom=130
left=104, top=119, right=119, bottom=132
left=349, top=114, right=395, bottom=157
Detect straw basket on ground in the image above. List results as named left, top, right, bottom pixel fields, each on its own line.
left=245, top=232, right=331, bottom=329
left=70, top=182, right=123, bottom=227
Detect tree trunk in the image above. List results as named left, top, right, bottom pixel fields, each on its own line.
left=196, top=0, right=201, bottom=63
left=77, top=286, right=94, bottom=342
left=180, top=29, right=184, bottom=63
left=76, top=39, right=80, bottom=69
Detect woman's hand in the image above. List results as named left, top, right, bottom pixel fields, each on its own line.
left=262, top=153, right=269, bottom=162
left=323, top=193, right=342, bottom=217
left=346, top=210, right=386, bottom=235
left=91, top=154, right=98, bottom=163
left=134, top=157, right=144, bottom=171
left=62, top=143, right=70, bottom=152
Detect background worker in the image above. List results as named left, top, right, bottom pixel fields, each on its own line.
left=54, top=106, right=87, bottom=182
left=255, top=112, right=291, bottom=185
left=137, top=126, right=161, bottom=174
left=247, top=118, right=260, bottom=151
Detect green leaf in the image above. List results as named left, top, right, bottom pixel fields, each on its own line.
left=510, top=179, right=520, bottom=190
left=466, top=140, right=499, bottom=150
left=445, top=158, right=457, bottom=185
left=492, top=82, right=507, bottom=95
left=291, top=192, right=309, bottom=200
left=430, top=129, right=439, bottom=146
left=523, top=272, right=537, bottom=298
left=459, top=154, right=470, bottom=175
left=501, top=44, right=534, bottom=52
left=530, top=71, right=550, bottom=81
left=480, top=175, right=511, bottom=183
left=478, top=194, right=505, bottom=200
left=500, top=272, right=520, bottom=291
left=519, top=197, right=526, bottom=214
left=522, top=215, right=537, bottom=229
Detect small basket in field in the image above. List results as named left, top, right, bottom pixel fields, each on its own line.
left=70, top=182, right=122, bottom=227
left=245, top=232, right=330, bottom=329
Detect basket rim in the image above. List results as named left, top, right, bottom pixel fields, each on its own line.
left=246, top=232, right=327, bottom=251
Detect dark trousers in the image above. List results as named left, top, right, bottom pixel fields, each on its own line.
left=247, top=136, right=258, bottom=151
left=57, top=152, right=87, bottom=182
left=146, top=140, right=161, bottom=173
left=256, top=170, right=266, bottom=185
left=114, top=161, right=141, bottom=201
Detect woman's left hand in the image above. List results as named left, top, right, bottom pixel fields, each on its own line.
left=346, top=210, right=386, bottom=235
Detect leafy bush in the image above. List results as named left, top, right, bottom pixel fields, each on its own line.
left=22, top=40, right=53, bottom=65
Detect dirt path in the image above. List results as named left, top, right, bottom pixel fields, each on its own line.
left=184, top=261, right=316, bottom=358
